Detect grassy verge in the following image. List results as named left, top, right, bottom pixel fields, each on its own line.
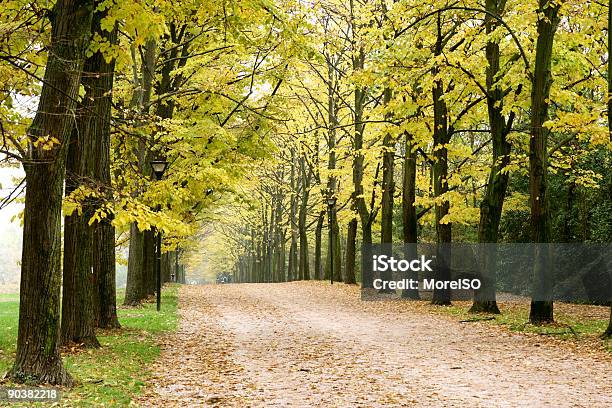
left=0, top=285, right=179, bottom=407
left=425, top=300, right=611, bottom=353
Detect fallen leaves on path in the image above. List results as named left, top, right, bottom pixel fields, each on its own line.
left=139, top=282, right=612, bottom=407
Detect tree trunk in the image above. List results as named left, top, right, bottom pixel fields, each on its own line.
left=605, top=0, right=612, bottom=339
left=125, top=37, right=156, bottom=302
left=144, top=229, right=157, bottom=295
left=360, top=219, right=373, bottom=288
left=61, top=93, right=98, bottom=346
left=529, top=0, right=560, bottom=324
left=351, top=45, right=374, bottom=288
left=86, top=7, right=119, bottom=330
left=345, top=218, right=358, bottom=284
left=402, top=132, right=420, bottom=299
left=379, top=87, right=395, bottom=293
left=288, top=150, right=298, bottom=280
left=298, top=156, right=311, bottom=280
left=431, top=16, right=452, bottom=306
left=470, top=0, right=512, bottom=315
left=314, top=211, right=324, bottom=280
left=10, top=0, right=94, bottom=386
left=125, top=224, right=145, bottom=305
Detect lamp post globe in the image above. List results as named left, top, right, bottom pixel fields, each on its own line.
left=150, top=159, right=168, bottom=181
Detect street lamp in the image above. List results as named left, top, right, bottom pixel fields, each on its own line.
left=150, top=159, right=168, bottom=181
left=150, top=158, right=168, bottom=312
left=327, top=195, right=337, bottom=285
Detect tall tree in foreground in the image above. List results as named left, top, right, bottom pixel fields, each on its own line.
left=90, top=11, right=120, bottom=329
left=10, top=0, right=93, bottom=386
left=61, top=47, right=100, bottom=346
left=528, top=0, right=561, bottom=324
left=61, top=5, right=120, bottom=347
left=470, top=0, right=516, bottom=314
left=431, top=15, right=452, bottom=306
left=605, top=0, right=612, bottom=339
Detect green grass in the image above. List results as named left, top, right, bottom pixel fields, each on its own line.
left=0, top=285, right=179, bottom=407
left=430, top=301, right=611, bottom=352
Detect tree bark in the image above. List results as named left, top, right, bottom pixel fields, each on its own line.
left=125, top=224, right=145, bottom=305
left=605, top=0, right=612, bottom=339
left=351, top=44, right=375, bottom=288
left=86, top=8, right=119, bottom=330
left=324, top=52, right=342, bottom=283
left=402, top=132, right=420, bottom=299
left=61, top=74, right=99, bottom=346
left=298, top=156, right=311, bottom=280
left=345, top=218, right=358, bottom=284
left=431, top=16, right=452, bottom=305
left=378, top=87, right=395, bottom=293
left=144, top=229, right=156, bottom=295
left=314, top=210, right=324, bottom=280
left=528, top=0, right=560, bottom=324
left=10, top=0, right=94, bottom=386
left=470, top=0, right=513, bottom=315
left=125, top=37, right=156, bottom=303
left=288, top=150, right=298, bottom=281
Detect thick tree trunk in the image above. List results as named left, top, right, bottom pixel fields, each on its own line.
left=402, top=132, right=420, bottom=299
left=87, top=8, right=119, bottom=330
left=345, top=218, right=358, bottom=284
left=528, top=0, right=560, bottom=324
left=61, top=113, right=98, bottom=346
left=431, top=18, right=452, bottom=305
left=62, top=7, right=120, bottom=344
left=470, top=0, right=511, bottom=315
left=94, top=219, right=120, bottom=328
left=10, top=0, right=94, bottom=386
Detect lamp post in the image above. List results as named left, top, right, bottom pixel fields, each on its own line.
left=150, top=158, right=168, bottom=312
left=327, top=195, right=337, bottom=285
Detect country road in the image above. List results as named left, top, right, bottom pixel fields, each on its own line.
left=139, top=282, right=612, bottom=407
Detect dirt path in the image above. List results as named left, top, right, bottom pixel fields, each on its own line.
left=140, top=282, right=612, bottom=407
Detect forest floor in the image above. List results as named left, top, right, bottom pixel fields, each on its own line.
left=139, top=282, right=611, bottom=408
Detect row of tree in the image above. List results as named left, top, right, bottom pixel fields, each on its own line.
left=1, top=0, right=611, bottom=386
left=0, top=0, right=290, bottom=385
left=209, top=0, right=612, bottom=336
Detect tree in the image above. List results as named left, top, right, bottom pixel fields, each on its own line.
left=10, top=0, right=94, bottom=386
left=605, top=0, right=612, bottom=339
left=528, top=0, right=561, bottom=324
left=469, top=0, right=517, bottom=314
left=431, top=14, right=453, bottom=306
left=61, top=6, right=121, bottom=346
